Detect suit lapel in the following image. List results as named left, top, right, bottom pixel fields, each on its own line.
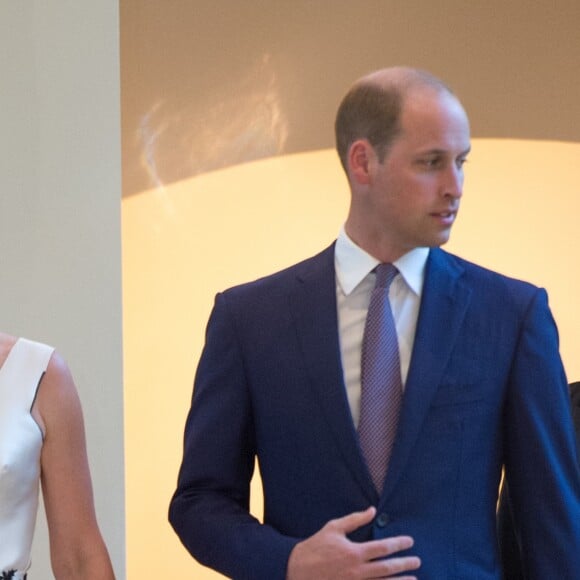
left=382, top=248, right=472, bottom=498
left=289, top=244, right=377, bottom=502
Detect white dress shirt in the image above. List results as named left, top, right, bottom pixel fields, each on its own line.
left=334, top=227, right=429, bottom=427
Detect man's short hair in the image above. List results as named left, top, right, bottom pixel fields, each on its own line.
left=334, top=68, right=453, bottom=173
left=335, top=83, right=402, bottom=173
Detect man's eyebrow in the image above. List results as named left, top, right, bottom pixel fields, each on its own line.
left=414, top=147, right=471, bottom=157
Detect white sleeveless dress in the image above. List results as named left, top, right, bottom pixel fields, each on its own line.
left=0, top=338, right=54, bottom=580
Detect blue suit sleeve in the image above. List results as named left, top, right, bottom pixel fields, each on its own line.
left=504, top=288, right=580, bottom=578
left=168, top=292, right=298, bottom=580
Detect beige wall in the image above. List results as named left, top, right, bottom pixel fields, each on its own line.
left=121, top=2, right=580, bottom=578
left=1, top=2, right=125, bottom=577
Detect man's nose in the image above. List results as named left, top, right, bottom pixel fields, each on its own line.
left=441, top=166, right=464, bottom=199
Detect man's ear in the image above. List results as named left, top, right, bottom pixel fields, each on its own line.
left=348, top=140, right=374, bottom=185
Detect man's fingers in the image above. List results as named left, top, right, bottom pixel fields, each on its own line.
left=329, top=506, right=377, bottom=534
left=329, top=509, right=416, bottom=559
left=288, top=509, right=420, bottom=580
left=363, top=535, right=415, bottom=561
left=365, top=554, right=421, bottom=578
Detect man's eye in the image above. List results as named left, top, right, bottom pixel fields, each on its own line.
left=456, top=157, right=468, bottom=168
left=420, top=158, right=440, bottom=167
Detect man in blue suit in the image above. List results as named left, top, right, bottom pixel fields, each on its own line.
left=169, top=67, right=580, bottom=579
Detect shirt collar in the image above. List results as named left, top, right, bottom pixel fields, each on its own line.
left=335, top=226, right=429, bottom=296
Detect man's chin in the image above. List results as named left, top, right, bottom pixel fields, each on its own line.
left=426, top=235, right=451, bottom=249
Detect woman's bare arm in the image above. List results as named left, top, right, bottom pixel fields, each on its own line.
left=34, top=351, right=115, bottom=579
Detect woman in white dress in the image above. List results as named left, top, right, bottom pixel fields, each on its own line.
left=0, top=333, right=114, bottom=579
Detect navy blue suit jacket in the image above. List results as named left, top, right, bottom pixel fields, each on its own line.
left=498, top=382, right=580, bottom=579
left=169, top=244, right=580, bottom=579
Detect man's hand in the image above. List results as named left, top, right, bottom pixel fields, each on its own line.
left=286, top=507, right=420, bottom=580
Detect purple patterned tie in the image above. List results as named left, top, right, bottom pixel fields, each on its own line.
left=358, top=263, right=403, bottom=493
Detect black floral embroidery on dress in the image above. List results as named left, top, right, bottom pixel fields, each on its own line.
left=1, top=569, right=27, bottom=579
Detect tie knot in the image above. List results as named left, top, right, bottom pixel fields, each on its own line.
left=374, top=263, right=398, bottom=290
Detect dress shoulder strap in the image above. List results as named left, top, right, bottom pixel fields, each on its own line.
left=0, top=338, right=55, bottom=409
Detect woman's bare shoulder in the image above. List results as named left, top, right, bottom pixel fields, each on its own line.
left=0, top=331, right=17, bottom=348
left=36, top=348, right=82, bottom=428
left=0, top=332, right=18, bottom=366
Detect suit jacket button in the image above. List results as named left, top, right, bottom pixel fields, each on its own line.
left=376, top=513, right=390, bottom=528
